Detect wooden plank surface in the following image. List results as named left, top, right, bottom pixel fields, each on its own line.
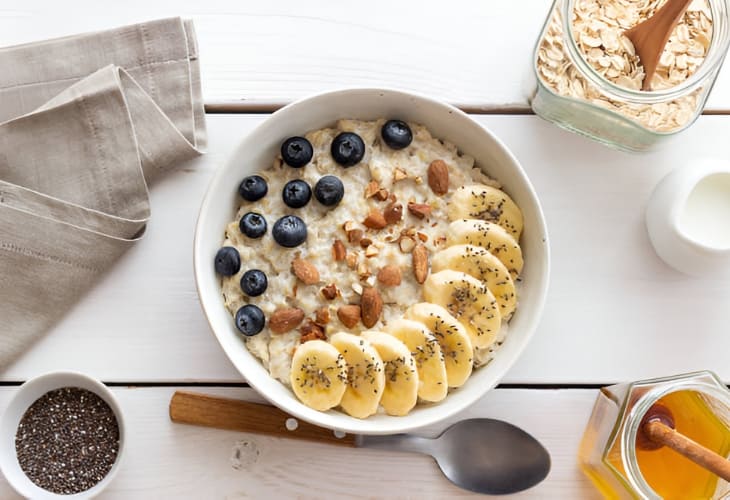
left=1, top=0, right=729, bottom=112
left=3, top=113, right=730, bottom=384
left=0, top=387, right=601, bottom=499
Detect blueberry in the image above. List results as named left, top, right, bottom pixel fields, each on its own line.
left=239, top=212, right=267, bottom=238
left=281, top=137, right=313, bottom=168
left=381, top=120, right=413, bottom=150
left=272, top=215, right=307, bottom=247
left=314, top=175, right=344, bottom=206
left=235, top=304, right=265, bottom=336
left=282, top=179, right=312, bottom=208
left=240, top=269, right=268, bottom=297
left=331, top=132, right=365, bottom=167
left=238, top=175, right=268, bottom=201
left=214, top=247, right=241, bottom=276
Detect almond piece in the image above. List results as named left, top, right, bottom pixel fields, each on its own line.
left=377, top=265, right=402, bottom=286
left=364, top=180, right=380, bottom=198
left=363, top=210, right=387, bottom=230
left=337, top=305, right=361, bottom=328
left=393, top=168, right=408, bottom=182
left=291, top=257, right=319, bottom=285
left=417, top=232, right=428, bottom=242
left=399, top=236, right=416, bottom=253
left=384, top=203, right=403, bottom=225
left=300, top=319, right=326, bottom=342
left=321, top=283, right=339, bottom=300
left=270, top=308, right=305, bottom=334
left=365, top=245, right=379, bottom=258
left=359, top=237, right=373, bottom=249
left=408, top=202, right=432, bottom=219
left=346, top=253, right=358, bottom=268
left=347, top=228, right=364, bottom=245
left=361, top=287, right=383, bottom=328
left=427, top=159, right=449, bottom=195
left=314, top=307, right=330, bottom=326
left=332, top=239, right=346, bottom=261
left=374, top=189, right=389, bottom=201
left=412, top=244, right=429, bottom=284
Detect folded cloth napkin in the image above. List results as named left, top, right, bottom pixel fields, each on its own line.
left=0, top=18, right=206, bottom=368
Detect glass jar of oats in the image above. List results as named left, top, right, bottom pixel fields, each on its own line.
left=531, top=0, right=730, bottom=152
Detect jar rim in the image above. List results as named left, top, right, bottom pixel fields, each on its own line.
left=620, top=380, right=730, bottom=499
left=561, top=0, right=730, bottom=104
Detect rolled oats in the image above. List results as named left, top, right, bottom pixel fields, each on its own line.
left=536, top=0, right=713, bottom=132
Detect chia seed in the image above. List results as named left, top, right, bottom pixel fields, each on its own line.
left=14, top=387, right=120, bottom=495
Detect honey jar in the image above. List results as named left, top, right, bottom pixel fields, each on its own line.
left=579, top=371, right=730, bottom=498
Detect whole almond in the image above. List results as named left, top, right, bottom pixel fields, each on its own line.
left=361, top=287, right=383, bottom=328
left=363, top=210, right=387, bottom=229
left=338, top=305, right=361, bottom=328
left=427, top=159, right=449, bottom=195
left=384, top=203, right=403, bottom=225
left=412, top=244, right=429, bottom=284
left=321, top=283, right=339, bottom=300
left=300, top=319, right=326, bottom=342
left=408, top=202, right=432, bottom=219
left=332, top=240, right=346, bottom=261
left=377, top=265, right=402, bottom=286
left=291, top=258, right=319, bottom=285
left=270, top=308, right=305, bottom=334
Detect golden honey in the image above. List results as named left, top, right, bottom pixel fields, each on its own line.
left=578, top=372, right=730, bottom=499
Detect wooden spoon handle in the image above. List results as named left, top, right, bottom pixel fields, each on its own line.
left=644, top=420, right=730, bottom=482
left=169, top=390, right=357, bottom=447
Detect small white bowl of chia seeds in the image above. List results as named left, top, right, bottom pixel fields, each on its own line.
left=0, top=371, right=125, bottom=499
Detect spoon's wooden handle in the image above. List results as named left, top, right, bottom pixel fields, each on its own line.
left=169, top=390, right=357, bottom=447
left=644, top=420, right=730, bottom=482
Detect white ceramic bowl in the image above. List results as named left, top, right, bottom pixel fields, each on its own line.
left=194, top=88, right=550, bottom=434
left=0, top=372, right=125, bottom=499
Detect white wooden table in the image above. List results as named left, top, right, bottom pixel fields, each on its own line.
left=2, top=2, right=730, bottom=498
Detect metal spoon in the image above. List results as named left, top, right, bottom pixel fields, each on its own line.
left=624, top=0, right=694, bottom=90
left=170, top=391, right=551, bottom=495
left=358, top=418, right=551, bottom=495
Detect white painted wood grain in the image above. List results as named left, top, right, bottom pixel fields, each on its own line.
left=4, top=113, right=730, bottom=383
left=0, top=387, right=601, bottom=499
left=1, top=0, right=729, bottom=111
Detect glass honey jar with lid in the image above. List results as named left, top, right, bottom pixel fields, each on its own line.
left=531, top=0, right=730, bottom=152
left=579, top=371, right=730, bottom=499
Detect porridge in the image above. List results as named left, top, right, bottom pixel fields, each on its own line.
left=214, top=119, right=525, bottom=418
left=536, top=0, right=713, bottom=132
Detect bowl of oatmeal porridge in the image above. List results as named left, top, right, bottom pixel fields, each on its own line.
left=194, top=89, right=550, bottom=434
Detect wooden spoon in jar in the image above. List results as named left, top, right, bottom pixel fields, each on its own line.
left=624, top=0, right=695, bottom=90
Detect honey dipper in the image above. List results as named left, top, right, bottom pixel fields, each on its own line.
left=637, top=403, right=730, bottom=482
left=624, top=0, right=694, bottom=90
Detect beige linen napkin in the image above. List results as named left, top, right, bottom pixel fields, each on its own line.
left=0, top=18, right=206, bottom=368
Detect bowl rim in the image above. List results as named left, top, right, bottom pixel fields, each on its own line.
left=193, top=87, right=551, bottom=434
left=0, top=370, right=126, bottom=499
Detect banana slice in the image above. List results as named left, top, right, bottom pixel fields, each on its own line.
left=432, top=244, right=517, bottom=319
left=329, top=332, right=385, bottom=419
left=290, top=340, right=347, bottom=412
left=404, top=303, right=473, bottom=388
left=385, top=319, right=448, bottom=402
left=361, top=331, right=418, bottom=416
left=423, top=270, right=501, bottom=350
left=447, top=184, right=523, bottom=239
left=447, top=219, right=524, bottom=278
